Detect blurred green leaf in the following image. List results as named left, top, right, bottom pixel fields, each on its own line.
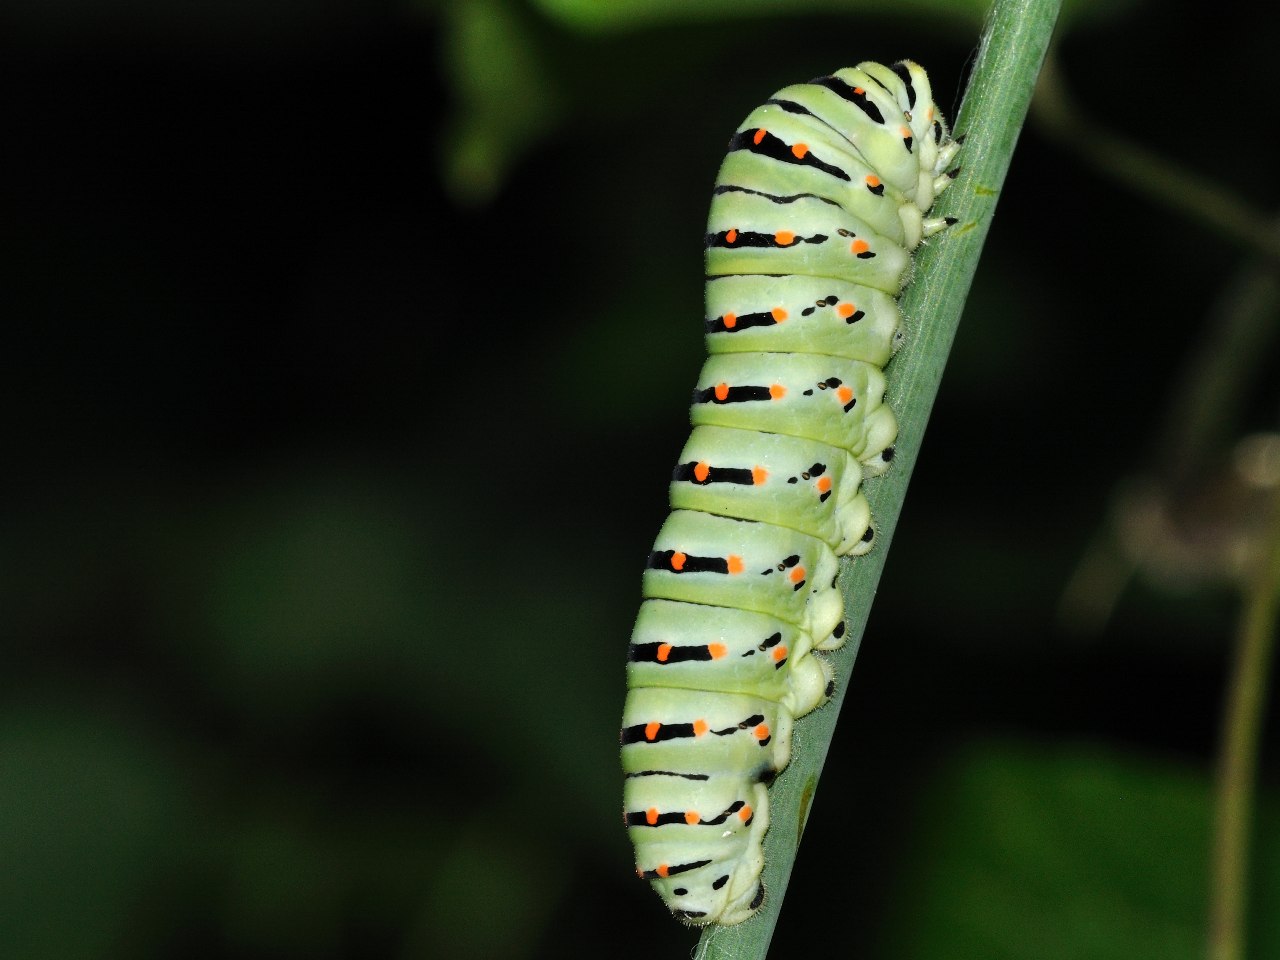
left=441, top=0, right=562, bottom=204
left=0, top=700, right=192, bottom=960
left=410, top=819, right=563, bottom=960
left=531, top=0, right=1127, bottom=32
left=888, top=740, right=1280, bottom=960
left=533, top=0, right=987, bottom=31
left=181, top=478, right=437, bottom=720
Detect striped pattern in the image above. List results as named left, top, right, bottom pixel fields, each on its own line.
left=623, top=60, right=959, bottom=926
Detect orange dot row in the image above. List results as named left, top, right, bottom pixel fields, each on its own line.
left=641, top=719, right=769, bottom=741
left=720, top=303, right=854, bottom=327
left=654, top=641, right=728, bottom=663
left=691, top=460, right=768, bottom=486
left=669, top=542, right=747, bottom=575
left=688, top=463, right=829, bottom=496
left=639, top=805, right=752, bottom=827
left=768, top=384, right=785, bottom=400
left=721, top=229, right=803, bottom=248
left=722, top=231, right=870, bottom=254
left=749, top=127, right=808, bottom=164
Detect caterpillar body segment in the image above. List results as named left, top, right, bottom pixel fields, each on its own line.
left=704, top=274, right=903, bottom=368
left=670, top=425, right=869, bottom=555
left=623, top=59, right=958, bottom=926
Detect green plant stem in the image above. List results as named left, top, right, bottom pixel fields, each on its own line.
left=1208, top=488, right=1280, bottom=960
left=1033, top=52, right=1280, bottom=267
left=1057, top=250, right=1280, bottom=635
left=1158, top=247, right=1280, bottom=494
left=694, top=1, right=1061, bottom=956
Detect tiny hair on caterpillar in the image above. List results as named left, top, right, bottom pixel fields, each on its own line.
left=621, top=59, right=959, bottom=926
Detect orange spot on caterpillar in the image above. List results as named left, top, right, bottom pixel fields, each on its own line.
left=770, top=306, right=787, bottom=322
left=646, top=807, right=659, bottom=825
left=708, top=643, right=727, bottom=659
left=714, top=382, right=730, bottom=401
left=670, top=551, right=687, bottom=571
left=768, top=383, right=786, bottom=400
left=771, top=646, right=787, bottom=662
left=865, top=175, right=881, bottom=189
left=900, top=125, right=911, bottom=139
left=753, top=128, right=766, bottom=145
left=850, top=239, right=870, bottom=255
left=656, top=864, right=670, bottom=878
left=684, top=811, right=699, bottom=825
left=693, top=719, right=709, bottom=736
left=722, top=311, right=737, bottom=329
left=635, top=866, right=644, bottom=878
left=656, top=642, right=673, bottom=663
left=853, top=86, right=864, bottom=95
left=726, top=555, right=744, bottom=574
left=739, top=805, right=753, bottom=822
left=837, top=386, right=853, bottom=405
left=753, top=724, right=769, bottom=740
left=774, top=230, right=795, bottom=246
left=726, top=228, right=738, bottom=244
left=751, top=466, right=767, bottom=486
left=837, top=302, right=856, bottom=318
left=816, top=476, right=832, bottom=493
left=791, top=143, right=809, bottom=159
left=693, top=462, right=710, bottom=483
left=788, top=566, right=806, bottom=584
left=645, top=721, right=661, bottom=741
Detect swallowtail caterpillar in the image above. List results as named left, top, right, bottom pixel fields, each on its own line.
left=621, top=60, right=960, bottom=925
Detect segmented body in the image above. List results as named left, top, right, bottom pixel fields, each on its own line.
left=622, top=60, right=959, bottom=926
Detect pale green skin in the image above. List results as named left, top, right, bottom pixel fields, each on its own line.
left=623, top=60, right=960, bottom=926
left=691, top=352, right=895, bottom=460
left=673, top=426, right=869, bottom=554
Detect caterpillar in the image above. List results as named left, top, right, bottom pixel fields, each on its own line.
left=621, top=60, right=960, bottom=926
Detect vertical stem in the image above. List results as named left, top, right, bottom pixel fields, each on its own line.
left=694, top=0, right=1062, bottom=956
left=1208, top=488, right=1280, bottom=960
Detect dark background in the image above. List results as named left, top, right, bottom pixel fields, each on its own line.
left=4, top=0, right=1279, bottom=957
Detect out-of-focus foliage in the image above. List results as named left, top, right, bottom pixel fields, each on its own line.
left=3, top=0, right=1278, bottom=957
left=436, top=0, right=1140, bottom=203
left=0, top=700, right=195, bottom=958
left=440, top=0, right=562, bottom=203
left=889, top=742, right=1280, bottom=960
left=530, top=0, right=991, bottom=32
left=528, top=0, right=1129, bottom=33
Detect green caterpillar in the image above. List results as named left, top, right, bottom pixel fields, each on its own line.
left=621, top=60, right=960, bottom=926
